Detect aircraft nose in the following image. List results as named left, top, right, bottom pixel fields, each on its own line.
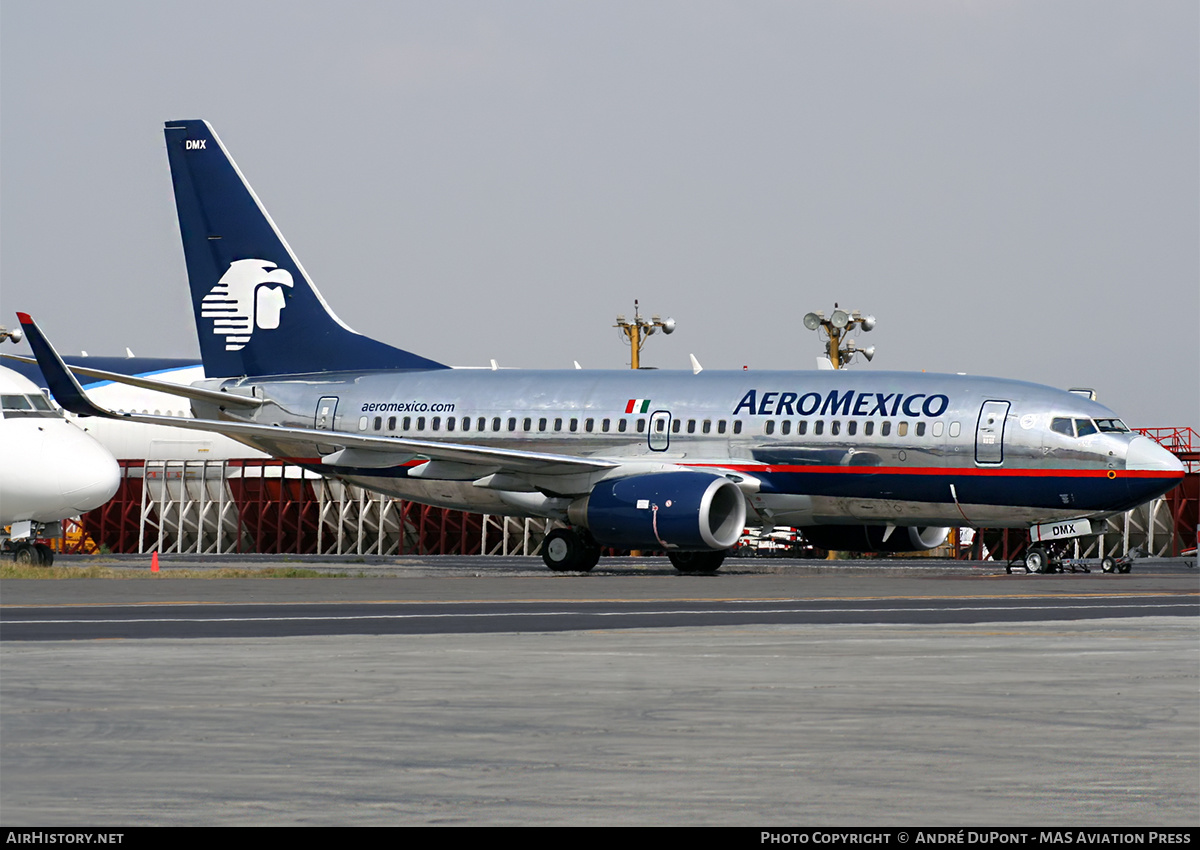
left=1125, top=436, right=1184, bottom=474
left=60, top=434, right=121, bottom=513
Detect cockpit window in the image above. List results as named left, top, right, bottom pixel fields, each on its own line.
left=1095, top=419, right=1129, bottom=433
left=1075, top=419, right=1098, bottom=437
left=0, top=394, right=58, bottom=419
left=1051, top=417, right=1074, bottom=437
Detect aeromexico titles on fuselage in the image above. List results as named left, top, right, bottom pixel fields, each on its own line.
left=733, top=386, right=948, bottom=419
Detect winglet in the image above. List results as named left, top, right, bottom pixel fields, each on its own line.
left=15, top=314, right=119, bottom=419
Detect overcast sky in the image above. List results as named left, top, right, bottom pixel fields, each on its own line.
left=2, top=1, right=1196, bottom=427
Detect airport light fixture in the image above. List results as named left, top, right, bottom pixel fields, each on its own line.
left=614, top=300, right=675, bottom=369
left=802, top=305, right=875, bottom=369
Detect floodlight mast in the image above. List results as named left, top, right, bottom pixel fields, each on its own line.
left=614, top=300, right=675, bottom=369
left=801, top=304, right=875, bottom=369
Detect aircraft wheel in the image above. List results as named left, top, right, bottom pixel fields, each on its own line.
left=1101, top=556, right=1116, bottom=573
left=1024, top=547, right=1048, bottom=574
left=35, top=544, right=55, bottom=567
left=577, top=545, right=601, bottom=573
left=1117, top=561, right=1132, bottom=574
left=668, top=550, right=725, bottom=574
left=542, top=528, right=596, bottom=572
left=13, top=543, right=43, bottom=567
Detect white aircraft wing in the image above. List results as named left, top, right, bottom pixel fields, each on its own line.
left=1, top=352, right=263, bottom=410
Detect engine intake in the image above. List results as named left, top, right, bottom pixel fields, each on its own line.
left=569, top=471, right=746, bottom=551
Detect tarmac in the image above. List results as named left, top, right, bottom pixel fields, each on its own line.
left=2, top=556, right=1197, bottom=826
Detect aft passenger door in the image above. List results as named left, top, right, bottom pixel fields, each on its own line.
left=648, top=410, right=671, bottom=452
left=975, top=400, right=1010, bottom=465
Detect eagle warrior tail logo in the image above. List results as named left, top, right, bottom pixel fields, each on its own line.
left=201, top=260, right=294, bottom=351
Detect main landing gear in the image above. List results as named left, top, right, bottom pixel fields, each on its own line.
left=540, top=528, right=729, bottom=574
left=666, top=550, right=726, bottom=574
left=541, top=528, right=602, bottom=572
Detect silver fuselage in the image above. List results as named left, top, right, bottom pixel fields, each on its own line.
left=192, top=368, right=1183, bottom=530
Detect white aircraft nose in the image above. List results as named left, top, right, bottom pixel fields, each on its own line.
left=1125, top=436, right=1184, bottom=473
left=59, top=432, right=121, bottom=513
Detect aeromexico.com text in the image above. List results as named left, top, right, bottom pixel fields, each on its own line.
left=733, top=389, right=950, bottom=418
left=361, top=402, right=456, bottom=413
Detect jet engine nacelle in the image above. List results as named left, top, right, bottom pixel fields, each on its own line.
left=568, top=471, right=746, bottom=551
left=802, top=525, right=950, bottom=553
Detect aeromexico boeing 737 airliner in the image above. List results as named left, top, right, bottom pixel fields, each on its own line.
left=15, top=120, right=1185, bottom=573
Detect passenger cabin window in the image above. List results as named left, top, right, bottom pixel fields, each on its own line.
left=915, top=422, right=926, bottom=437
left=702, top=420, right=712, bottom=434
left=446, top=417, right=455, bottom=432
left=417, top=417, right=426, bottom=430
left=948, top=421, right=961, bottom=438
left=554, top=418, right=562, bottom=431
left=932, top=421, right=943, bottom=437
left=388, top=416, right=397, bottom=430
left=847, top=421, right=857, bottom=436
left=765, top=420, right=775, bottom=435
left=374, top=416, right=382, bottom=431
left=718, top=420, right=727, bottom=434
left=672, top=420, right=681, bottom=433
left=358, top=416, right=369, bottom=431
left=431, top=417, right=441, bottom=431
left=687, top=420, right=696, bottom=434
left=864, top=422, right=873, bottom=436
left=733, top=421, right=742, bottom=435
left=897, top=422, right=908, bottom=437
left=618, top=419, right=628, bottom=433
left=403, top=416, right=411, bottom=431
left=814, top=421, right=824, bottom=436
left=780, top=421, right=791, bottom=436
left=523, top=417, right=532, bottom=431
left=508, top=418, right=517, bottom=432
left=585, top=418, right=594, bottom=432
left=881, top=422, right=891, bottom=437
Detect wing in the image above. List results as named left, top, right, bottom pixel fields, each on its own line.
left=1, top=351, right=262, bottom=410
left=16, top=313, right=619, bottom=482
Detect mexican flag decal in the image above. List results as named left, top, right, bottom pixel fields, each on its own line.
left=625, top=398, right=652, bottom=414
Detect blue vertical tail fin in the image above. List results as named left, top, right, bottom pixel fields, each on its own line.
left=164, top=120, right=447, bottom=378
